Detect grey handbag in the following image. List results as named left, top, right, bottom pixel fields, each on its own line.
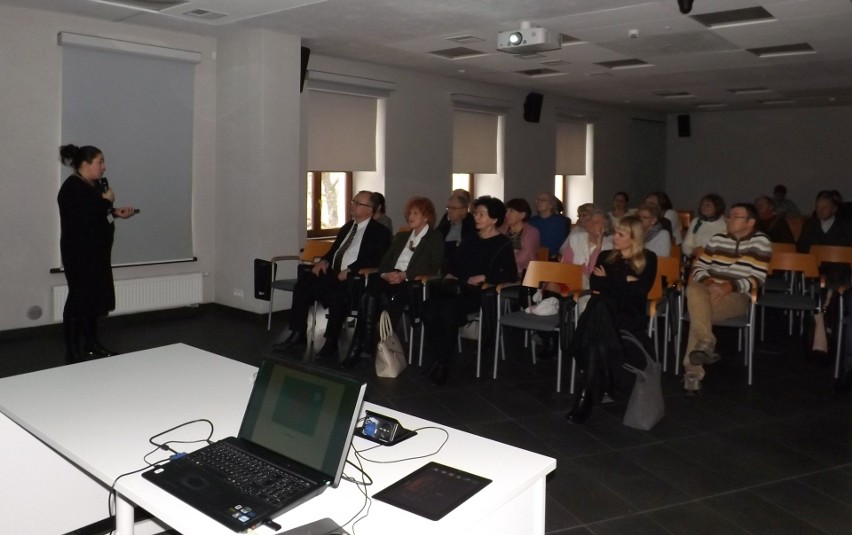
left=620, top=329, right=664, bottom=431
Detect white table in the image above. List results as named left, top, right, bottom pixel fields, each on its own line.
left=0, top=344, right=555, bottom=535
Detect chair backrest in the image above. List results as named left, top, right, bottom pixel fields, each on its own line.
left=771, top=242, right=796, bottom=255
left=809, top=245, right=852, bottom=266
left=301, top=239, right=334, bottom=262
left=537, top=246, right=550, bottom=261
left=767, top=252, right=820, bottom=278
left=522, top=261, right=583, bottom=292
left=786, top=216, right=805, bottom=242
left=647, top=255, right=681, bottom=302
left=670, top=243, right=681, bottom=260
left=676, top=210, right=692, bottom=234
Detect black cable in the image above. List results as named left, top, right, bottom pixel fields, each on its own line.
left=353, top=426, right=449, bottom=464
left=148, top=418, right=215, bottom=454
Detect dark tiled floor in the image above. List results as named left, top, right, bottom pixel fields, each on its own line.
left=1, top=305, right=850, bottom=534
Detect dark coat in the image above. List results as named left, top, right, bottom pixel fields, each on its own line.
left=377, top=226, right=444, bottom=279
left=322, top=218, right=392, bottom=273
left=58, top=174, right=116, bottom=316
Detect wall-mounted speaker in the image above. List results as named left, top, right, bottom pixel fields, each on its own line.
left=300, top=46, right=311, bottom=93
left=677, top=114, right=691, bottom=137
left=523, top=92, right=544, bottom=123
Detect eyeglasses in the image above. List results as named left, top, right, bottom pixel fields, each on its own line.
left=729, top=215, right=750, bottom=220
left=351, top=200, right=372, bottom=208
left=446, top=205, right=465, bottom=211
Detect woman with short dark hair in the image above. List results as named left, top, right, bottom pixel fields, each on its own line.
left=421, top=196, right=518, bottom=384
left=500, top=198, right=540, bottom=276
left=683, top=193, right=728, bottom=256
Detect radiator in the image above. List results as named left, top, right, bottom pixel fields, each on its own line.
left=52, top=273, right=203, bottom=322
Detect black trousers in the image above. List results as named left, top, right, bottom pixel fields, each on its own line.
left=289, top=267, right=358, bottom=342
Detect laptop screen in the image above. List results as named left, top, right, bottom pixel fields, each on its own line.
left=238, top=359, right=366, bottom=486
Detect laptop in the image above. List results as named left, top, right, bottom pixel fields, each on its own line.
left=142, top=358, right=367, bottom=532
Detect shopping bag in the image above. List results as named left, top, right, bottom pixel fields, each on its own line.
left=620, top=329, right=664, bottom=431
left=375, top=310, right=407, bottom=378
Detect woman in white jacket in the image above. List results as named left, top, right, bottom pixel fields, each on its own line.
left=682, top=193, right=727, bottom=257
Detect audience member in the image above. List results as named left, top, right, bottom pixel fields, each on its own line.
left=437, top=189, right=476, bottom=273
left=557, top=206, right=612, bottom=313
left=637, top=203, right=672, bottom=257
left=606, top=191, right=634, bottom=234
left=797, top=191, right=852, bottom=252
left=683, top=203, right=771, bottom=394
left=772, top=184, right=801, bottom=218
left=340, top=196, right=443, bottom=369
left=422, top=196, right=518, bottom=385
left=683, top=194, right=728, bottom=256
left=531, top=192, right=569, bottom=259
left=754, top=195, right=794, bottom=244
left=500, top=198, right=541, bottom=276
left=273, top=190, right=392, bottom=360
left=371, top=192, right=393, bottom=232
left=566, top=215, right=657, bottom=423
left=644, top=191, right=683, bottom=245
left=554, top=197, right=573, bottom=237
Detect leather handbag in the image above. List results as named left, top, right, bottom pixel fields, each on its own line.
left=619, top=329, right=664, bottom=431
left=375, top=311, right=407, bottom=378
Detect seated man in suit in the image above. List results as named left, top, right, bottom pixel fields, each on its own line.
left=275, top=191, right=392, bottom=360
left=797, top=191, right=852, bottom=253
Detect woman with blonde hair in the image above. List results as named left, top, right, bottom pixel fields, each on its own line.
left=566, top=215, right=658, bottom=423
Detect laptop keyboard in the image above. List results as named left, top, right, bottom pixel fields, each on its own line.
left=189, top=441, right=313, bottom=506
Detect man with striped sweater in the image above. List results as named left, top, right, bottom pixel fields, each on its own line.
left=683, top=203, right=772, bottom=394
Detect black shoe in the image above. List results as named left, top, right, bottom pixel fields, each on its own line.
left=421, top=361, right=438, bottom=377
left=431, top=364, right=449, bottom=386
left=272, top=331, right=307, bottom=351
left=316, top=340, right=339, bottom=361
left=566, top=388, right=594, bottom=423
left=87, top=342, right=117, bottom=358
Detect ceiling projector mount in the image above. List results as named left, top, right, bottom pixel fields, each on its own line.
left=497, top=21, right=561, bottom=54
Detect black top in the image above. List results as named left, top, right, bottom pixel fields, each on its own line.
left=590, top=250, right=658, bottom=331
left=449, top=233, right=518, bottom=285
left=797, top=217, right=852, bottom=252
left=58, top=174, right=116, bottom=316
left=321, top=218, right=392, bottom=273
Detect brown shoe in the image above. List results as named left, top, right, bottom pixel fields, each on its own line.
left=683, top=372, right=702, bottom=396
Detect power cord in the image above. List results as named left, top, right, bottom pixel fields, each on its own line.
left=353, top=426, right=449, bottom=464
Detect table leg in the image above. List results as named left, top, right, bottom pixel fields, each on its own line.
left=115, top=493, right=136, bottom=535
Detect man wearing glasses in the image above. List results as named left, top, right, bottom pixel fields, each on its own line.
left=437, top=189, right=475, bottom=273
left=275, top=190, right=392, bottom=361
left=683, top=203, right=771, bottom=394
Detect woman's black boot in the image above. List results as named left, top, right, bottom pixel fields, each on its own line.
left=567, top=346, right=600, bottom=423
left=340, top=293, right=379, bottom=369
left=64, top=316, right=85, bottom=364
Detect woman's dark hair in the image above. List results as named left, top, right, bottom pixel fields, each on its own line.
left=613, top=191, right=629, bottom=203
left=700, top=193, right=726, bottom=218
left=505, top=198, right=532, bottom=222
left=473, top=196, right=507, bottom=227
left=653, top=191, right=674, bottom=211
left=371, top=192, right=386, bottom=214
left=59, top=144, right=102, bottom=172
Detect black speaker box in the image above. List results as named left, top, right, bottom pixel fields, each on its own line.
left=253, top=258, right=275, bottom=300
left=677, top=114, right=691, bottom=137
left=523, top=92, right=544, bottom=123
left=300, top=46, right=311, bottom=93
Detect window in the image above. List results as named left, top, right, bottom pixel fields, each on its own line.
left=306, top=171, right=352, bottom=238
left=452, top=173, right=475, bottom=198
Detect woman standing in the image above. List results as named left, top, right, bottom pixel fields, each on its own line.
left=58, top=144, right=136, bottom=364
left=340, top=197, right=444, bottom=368
left=500, top=198, right=541, bottom=276
left=422, top=196, right=518, bottom=385
left=567, top=215, right=657, bottom=423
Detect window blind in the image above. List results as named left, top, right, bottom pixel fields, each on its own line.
left=453, top=110, right=498, bottom=174
left=307, top=91, right=377, bottom=171
left=555, top=120, right=588, bottom=175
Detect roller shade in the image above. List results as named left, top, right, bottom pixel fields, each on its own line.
left=556, top=120, right=587, bottom=175
left=307, top=90, right=377, bottom=171
left=453, top=110, right=498, bottom=174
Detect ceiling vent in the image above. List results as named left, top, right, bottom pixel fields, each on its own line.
left=91, top=0, right=188, bottom=12
left=182, top=9, right=227, bottom=20
left=596, top=59, right=651, bottom=70
left=446, top=35, right=485, bottom=44
left=691, top=7, right=774, bottom=28
left=429, top=47, right=487, bottom=60
left=748, top=43, right=815, bottom=58
left=515, top=68, right=564, bottom=78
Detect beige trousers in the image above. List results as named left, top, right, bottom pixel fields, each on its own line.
left=683, top=281, right=750, bottom=379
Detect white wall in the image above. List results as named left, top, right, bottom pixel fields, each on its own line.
left=0, top=4, right=665, bottom=332
left=0, top=5, right=217, bottom=331
left=665, top=106, right=852, bottom=213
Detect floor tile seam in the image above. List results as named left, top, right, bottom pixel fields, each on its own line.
left=795, top=463, right=852, bottom=509
left=714, top=420, right=849, bottom=469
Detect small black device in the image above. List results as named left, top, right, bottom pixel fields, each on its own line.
left=355, top=410, right=416, bottom=446
left=133, top=208, right=141, bottom=214
left=98, top=177, right=109, bottom=193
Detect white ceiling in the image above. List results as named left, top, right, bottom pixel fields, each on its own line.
left=8, top=0, right=852, bottom=112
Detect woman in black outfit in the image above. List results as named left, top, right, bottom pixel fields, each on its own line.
left=567, top=214, right=657, bottom=423
left=422, top=196, right=518, bottom=385
left=58, top=144, right=136, bottom=364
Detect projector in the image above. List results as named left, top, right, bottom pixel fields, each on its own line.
left=497, top=27, right=561, bottom=53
